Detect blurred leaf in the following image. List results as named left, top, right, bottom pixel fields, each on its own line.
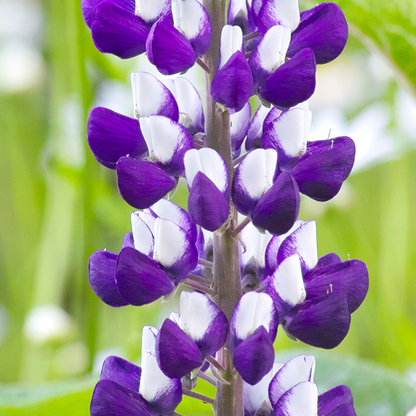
left=301, top=0, right=416, bottom=95
left=276, top=349, right=416, bottom=416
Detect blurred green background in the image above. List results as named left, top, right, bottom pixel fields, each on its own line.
left=0, top=0, right=415, bottom=414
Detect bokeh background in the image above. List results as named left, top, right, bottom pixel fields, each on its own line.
left=0, top=0, right=416, bottom=414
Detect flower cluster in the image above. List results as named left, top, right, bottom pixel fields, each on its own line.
left=82, top=0, right=369, bottom=415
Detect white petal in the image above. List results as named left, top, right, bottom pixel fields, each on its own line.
left=247, top=104, right=273, bottom=145
left=229, top=0, right=248, bottom=22
left=135, top=0, right=169, bottom=22
left=267, top=0, right=300, bottom=31
left=238, top=148, right=277, bottom=199
left=139, top=116, right=180, bottom=163
left=219, top=25, right=243, bottom=68
left=275, top=382, right=318, bottom=416
left=272, top=108, right=312, bottom=158
left=178, top=292, right=213, bottom=341
left=172, top=0, right=204, bottom=40
left=153, top=218, right=187, bottom=267
left=163, top=77, right=204, bottom=131
left=234, top=292, right=274, bottom=339
left=184, top=148, right=228, bottom=192
left=271, top=254, right=306, bottom=307
left=241, top=221, right=273, bottom=268
left=257, top=25, right=291, bottom=72
left=131, top=212, right=154, bottom=255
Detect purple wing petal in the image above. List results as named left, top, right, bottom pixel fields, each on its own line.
left=316, top=253, right=341, bottom=268
left=91, top=1, right=150, bottom=59
left=179, top=292, right=229, bottom=357
left=100, top=356, right=141, bottom=392
left=122, top=231, right=135, bottom=249
left=115, top=247, right=175, bottom=306
left=89, top=251, right=128, bottom=307
left=116, top=157, right=177, bottom=209
left=289, top=136, right=355, bottom=201
left=283, top=292, right=351, bottom=349
left=131, top=72, right=179, bottom=120
left=146, top=18, right=196, bottom=75
left=188, top=172, right=230, bottom=232
left=303, top=260, right=369, bottom=314
left=259, top=48, right=316, bottom=110
left=90, top=379, right=156, bottom=416
left=252, top=171, right=300, bottom=236
left=156, top=319, right=203, bottom=379
left=87, top=107, right=147, bottom=169
left=233, top=326, right=275, bottom=385
left=287, top=3, right=348, bottom=65
left=82, top=0, right=135, bottom=28
left=246, top=104, right=273, bottom=151
left=318, top=385, right=356, bottom=416
left=211, top=51, right=254, bottom=112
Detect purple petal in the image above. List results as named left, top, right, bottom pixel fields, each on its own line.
left=172, top=0, right=212, bottom=57
left=87, top=107, right=147, bottom=169
left=304, top=260, right=369, bottom=314
left=233, top=326, right=275, bottom=385
left=227, top=0, right=253, bottom=34
left=135, top=0, right=171, bottom=24
left=188, top=172, right=230, bottom=231
left=179, top=292, right=229, bottom=357
left=82, top=0, right=135, bottom=28
left=91, top=2, right=150, bottom=59
left=246, top=105, right=273, bottom=151
left=316, top=253, right=341, bottom=268
left=257, top=0, right=300, bottom=34
left=287, top=3, right=348, bottom=65
left=131, top=72, right=179, bottom=120
left=122, top=231, right=135, bottom=249
left=318, top=385, right=356, bottom=416
left=89, top=251, right=128, bottom=307
left=115, top=247, right=175, bottom=306
left=146, top=18, right=196, bottom=75
left=116, top=157, right=177, bottom=209
left=259, top=48, right=316, bottom=110
left=288, top=136, right=355, bottom=201
left=252, top=171, right=300, bottom=236
left=272, top=381, right=318, bottom=416
left=156, top=319, right=203, bottom=378
left=90, top=379, right=156, bottom=416
left=211, top=51, right=254, bottom=112
left=283, top=292, right=351, bottom=349
left=269, top=355, right=315, bottom=408
left=100, top=356, right=141, bottom=391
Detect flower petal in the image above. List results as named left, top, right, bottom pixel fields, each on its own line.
left=269, top=355, right=315, bottom=408
left=232, top=148, right=278, bottom=216
left=252, top=171, right=300, bottom=236
left=135, top=0, right=171, bottom=24
left=89, top=251, right=128, bottom=307
left=179, top=292, right=229, bottom=356
left=90, top=379, right=156, bottom=416
left=187, top=172, right=230, bottom=231
left=100, top=356, right=141, bottom=392
left=211, top=51, right=254, bottom=112
left=153, top=218, right=198, bottom=283
left=259, top=48, right=316, bottom=110
left=276, top=220, right=317, bottom=274
left=233, top=326, right=275, bottom=385
left=156, top=318, right=203, bottom=378
left=163, top=77, right=205, bottom=134
left=91, top=1, right=150, bottom=59
left=257, top=0, right=300, bottom=34
left=146, top=18, right=196, bottom=75
left=230, top=102, right=251, bottom=154
left=131, top=72, right=179, bottom=120
left=172, top=0, right=212, bottom=57
left=230, top=292, right=277, bottom=352
left=272, top=381, right=318, bottom=416
left=289, top=136, right=355, bottom=201
left=287, top=3, right=348, bottom=65
left=116, top=157, right=177, bottom=209
left=131, top=212, right=154, bottom=256
left=283, top=292, right=351, bottom=349
left=87, top=107, right=147, bottom=169
left=267, top=254, right=306, bottom=320
left=303, top=260, right=369, bottom=314
left=139, top=116, right=194, bottom=176
left=115, top=247, right=175, bottom=306
left=246, top=104, right=273, bottom=150
left=318, top=385, right=355, bottom=416
left=82, top=0, right=135, bottom=28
